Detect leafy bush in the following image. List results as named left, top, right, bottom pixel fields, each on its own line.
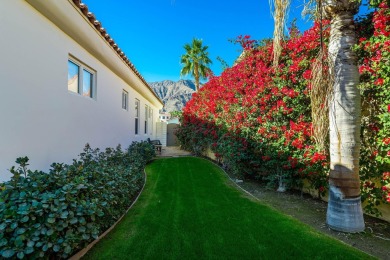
left=0, top=141, right=155, bottom=259
left=177, top=21, right=329, bottom=194
left=354, top=1, right=390, bottom=215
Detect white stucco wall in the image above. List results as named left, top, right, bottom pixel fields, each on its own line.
left=0, top=1, right=162, bottom=182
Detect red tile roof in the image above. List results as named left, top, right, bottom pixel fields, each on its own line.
left=71, top=0, right=162, bottom=104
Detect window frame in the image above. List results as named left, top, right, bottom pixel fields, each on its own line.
left=135, top=99, right=140, bottom=135
left=122, top=90, right=128, bottom=110
left=144, top=105, right=148, bottom=134
left=67, top=56, right=96, bottom=99
left=149, top=107, right=153, bottom=135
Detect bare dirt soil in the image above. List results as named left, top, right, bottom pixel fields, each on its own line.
left=227, top=176, right=390, bottom=259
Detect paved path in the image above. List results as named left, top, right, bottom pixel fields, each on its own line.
left=157, top=146, right=192, bottom=157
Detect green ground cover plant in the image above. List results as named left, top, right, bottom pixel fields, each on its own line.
left=0, top=141, right=155, bottom=259
left=84, top=157, right=372, bottom=259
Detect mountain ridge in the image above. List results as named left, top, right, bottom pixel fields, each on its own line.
left=149, top=80, right=196, bottom=112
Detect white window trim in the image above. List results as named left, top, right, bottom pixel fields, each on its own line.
left=149, top=107, right=153, bottom=135
left=68, top=56, right=97, bottom=99
left=144, top=105, right=148, bottom=135
left=122, top=90, right=128, bottom=110
left=135, top=99, right=140, bottom=135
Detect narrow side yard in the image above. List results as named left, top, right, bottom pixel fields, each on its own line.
left=84, top=157, right=372, bottom=259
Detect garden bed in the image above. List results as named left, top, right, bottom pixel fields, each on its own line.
left=226, top=174, right=390, bottom=260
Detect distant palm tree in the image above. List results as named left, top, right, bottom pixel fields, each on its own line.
left=180, top=38, right=212, bottom=92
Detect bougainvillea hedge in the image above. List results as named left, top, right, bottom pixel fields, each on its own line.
left=177, top=2, right=390, bottom=215
left=356, top=1, right=390, bottom=214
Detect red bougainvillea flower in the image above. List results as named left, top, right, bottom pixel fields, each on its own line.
left=375, top=78, right=384, bottom=85
left=368, top=123, right=379, bottom=132
left=262, top=156, right=271, bottom=161
left=302, top=69, right=312, bottom=80
left=311, top=152, right=327, bottom=163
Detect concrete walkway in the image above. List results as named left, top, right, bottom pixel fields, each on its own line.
left=157, top=146, right=192, bottom=157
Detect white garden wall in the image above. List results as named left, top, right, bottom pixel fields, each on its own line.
left=156, top=122, right=168, bottom=147
left=0, top=0, right=162, bottom=182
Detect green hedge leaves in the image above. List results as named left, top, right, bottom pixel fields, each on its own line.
left=0, top=141, right=155, bottom=259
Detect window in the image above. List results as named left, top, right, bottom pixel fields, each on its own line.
left=67, top=57, right=95, bottom=98
left=144, top=105, right=148, bottom=134
left=68, top=61, right=79, bottom=93
left=135, top=99, right=140, bottom=135
left=122, top=90, right=128, bottom=110
left=149, top=107, right=153, bottom=134
left=82, top=70, right=93, bottom=97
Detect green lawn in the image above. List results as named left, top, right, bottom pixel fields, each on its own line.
left=84, top=157, right=372, bottom=259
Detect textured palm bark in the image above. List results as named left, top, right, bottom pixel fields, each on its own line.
left=324, top=0, right=364, bottom=232
left=272, top=0, right=290, bottom=67
left=194, top=63, right=200, bottom=92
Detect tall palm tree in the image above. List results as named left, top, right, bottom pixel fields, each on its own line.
left=272, top=0, right=365, bottom=232
left=180, top=38, right=212, bottom=92
left=323, top=0, right=364, bottom=233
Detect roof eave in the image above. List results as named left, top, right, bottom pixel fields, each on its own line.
left=26, top=0, right=163, bottom=108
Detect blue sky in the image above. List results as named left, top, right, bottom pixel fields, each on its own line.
left=82, top=0, right=371, bottom=83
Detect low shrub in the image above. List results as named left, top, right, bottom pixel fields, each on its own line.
left=0, top=141, right=155, bottom=259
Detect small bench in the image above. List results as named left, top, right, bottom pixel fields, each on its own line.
left=147, top=138, right=162, bottom=153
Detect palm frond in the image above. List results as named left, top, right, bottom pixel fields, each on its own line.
left=302, top=0, right=318, bottom=20
left=310, top=49, right=333, bottom=152
left=180, top=38, right=212, bottom=90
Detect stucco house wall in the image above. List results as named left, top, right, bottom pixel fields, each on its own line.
left=0, top=0, right=163, bottom=182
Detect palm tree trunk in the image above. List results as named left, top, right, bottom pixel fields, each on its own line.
left=194, top=63, right=200, bottom=92
left=324, top=0, right=364, bottom=233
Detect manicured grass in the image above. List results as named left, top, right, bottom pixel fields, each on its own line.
left=84, top=157, right=372, bottom=259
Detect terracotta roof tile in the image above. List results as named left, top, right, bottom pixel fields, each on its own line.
left=86, top=12, right=95, bottom=23
left=79, top=3, right=88, bottom=16
left=71, top=0, right=162, bottom=104
left=73, top=0, right=81, bottom=6
left=93, top=20, right=101, bottom=29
